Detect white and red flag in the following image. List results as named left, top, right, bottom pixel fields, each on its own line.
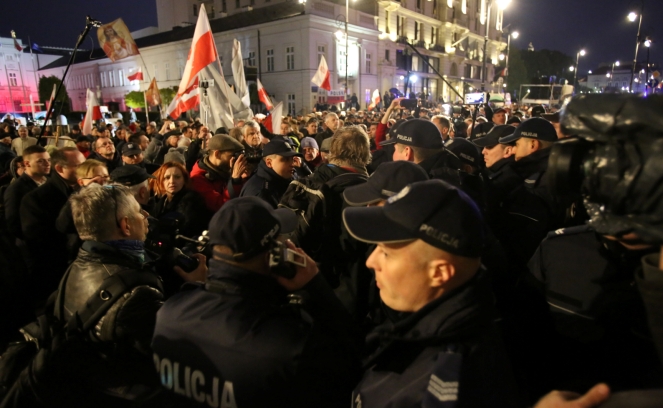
left=81, top=88, right=102, bottom=135
left=257, top=79, right=273, bottom=110
left=177, top=4, right=218, bottom=96
left=127, top=67, right=143, bottom=81
left=311, top=55, right=331, bottom=91
left=262, top=101, right=283, bottom=134
left=167, top=78, right=200, bottom=120
left=368, top=89, right=380, bottom=110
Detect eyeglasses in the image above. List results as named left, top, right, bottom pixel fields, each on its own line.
left=82, top=175, right=110, bottom=182
left=98, top=142, right=114, bottom=148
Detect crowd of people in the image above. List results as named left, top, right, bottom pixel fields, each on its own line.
left=0, top=94, right=661, bottom=408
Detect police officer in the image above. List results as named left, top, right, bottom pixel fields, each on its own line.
left=239, top=138, right=302, bottom=208
left=152, top=197, right=362, bottom=407
left=344, top=180, right=519, bottom=407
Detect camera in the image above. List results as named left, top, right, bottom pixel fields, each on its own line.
left=548, top=94, right=663, bottom=243
left=400, top=99, right=418, bottom=109
left=145, top=215, right=210, bottom=272
left=268, top=240, right=306, bottom=279
left=233, top=149, right=263, bottom=164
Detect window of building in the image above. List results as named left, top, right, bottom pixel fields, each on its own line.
left=397, top=16, right=406, bottom=37
left=165, top=62, right=170, bottom=80
left=153, top=65, right=158, bottom=81
left=431, top=27, right=438, bottom=45
left=623, top=81, right=627, bottom=87
left=250, top=0, right=255, bottom=5
left=118, top=70, right=124, bottom=86
left=462, top=0, right=467, bottom=14
left=416, top=0, right=422, bottom=10
left=317, top=45, right=326, bottom=64
left=385, top=10, right=390, bottom=33
left=222, top=0, right=227, bottom=12
left=447, top=0, right=452, bottom=7
left=5, top=54, right=14, bottom=61
left=248, top=51, right=256, bottom=66
left=109, top=71, right=115, bottom=87
left=193, top=4, right=198, bottom=16
left=235, top=0, right=240, bottom=8
left=287, top=94, right=296, bottom=115
left=480, top=0, right=486, bottom=24
left=100, top=71, right=106, bottom=88
left=8, top=72, right=18, bottom=87
left=179, top=60, right=185, bottom=78
left=286, top=46, right=295, bottom=70
left=366, top=53, right=372, bottom=74
left=266, top=49, right=274, bottom=72
left=433, top=0, right=438, bottom=15
left=385, top=49, right=390, bottom=61
left=414, top=22, right=421, bottom=41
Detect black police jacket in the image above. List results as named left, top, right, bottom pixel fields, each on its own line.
left=353, top=271, right=519, bottom=408
left=239, top=160, right=291, bottom=208
left=526, top=226, right=662, bottom=391
left=152, top=259, right=363, bottom=407
left=3, top=172, right=39, bottom=239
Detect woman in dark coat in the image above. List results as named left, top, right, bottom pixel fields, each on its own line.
left=152, top=161, right=210, bottom=238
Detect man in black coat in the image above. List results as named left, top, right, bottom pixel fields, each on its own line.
left=20, top=146, right=85, bottom=306
left=344, top=179, right=518, bottom=407
left=4, top=145, right=50, bottom=239
left=89, top=137, right=122, bottom=173
left=152, top=197, right=362, bottom=407
left=315, top=112, right=339, bottom=148
left=240, top=139, right=301, bottom=208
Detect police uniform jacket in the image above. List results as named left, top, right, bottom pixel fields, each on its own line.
left=3, top=172, right=39, bottom=239
left=239, top=160, right=291, bottom=208
left=152, top=259, right=362, bottom=407
left=527, top=226, right=662, bottom=391
left=353, top=271, right=518, bottom=408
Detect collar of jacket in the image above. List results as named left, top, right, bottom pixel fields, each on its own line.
left=313, top=163, right=368, bottom=184
left=367, top=270, right=495, bottom=347
left=512, top=147, right=551, bottom=178
left=207, top=258, right=288, bottom=300
left=488, top=156, right=515, bottom=173
left=305, top=154, right=323, bottom=169
left=256, top=160, right=291, bottom=186
left=80, top=240, right=150, bottom=268
left=198, top=156, right=230, bottom=181
left=48, top=169, right=77, bottom=197
left=417, top=150, right=461, bottom=176
left=156, top=187, right=187, bottom=215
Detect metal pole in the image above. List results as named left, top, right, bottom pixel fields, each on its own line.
left=345, top=0, right=349, bottom=104
left=573, top=52, right=579, bottom=89
left=480, top=1, right=492, bottom=92
left=5, top=62, right=16, bottom=116
left=28, top=36, right=39, bottom=102
left=17, top=60, right=28, bottom=105
left=505, top=33, right=511, bottom=95
left=645, top=47, right=650, bottom=95
left=630, top=4, right=643, bottom=92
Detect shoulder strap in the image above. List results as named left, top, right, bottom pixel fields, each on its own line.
left=65, top=268, right=163, bottom=336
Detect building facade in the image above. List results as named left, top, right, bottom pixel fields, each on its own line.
left=39, top=0, right=506, bottom=116
left=0, top=37, right=60, bottom=115
left=585, top=62, right=657, bottom=94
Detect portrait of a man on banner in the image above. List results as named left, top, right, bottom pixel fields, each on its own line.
left=97, top=18, right=139, bottom=62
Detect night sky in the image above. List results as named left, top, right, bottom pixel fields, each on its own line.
left=2, top=0, right=662, bottom=74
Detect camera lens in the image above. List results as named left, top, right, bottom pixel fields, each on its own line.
left=548, top=138, right=592, bottom=197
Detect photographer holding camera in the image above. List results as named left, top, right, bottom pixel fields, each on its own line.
left=152, top=197, right=362, bottom=407
left=190, top=134, right=248, bottom=213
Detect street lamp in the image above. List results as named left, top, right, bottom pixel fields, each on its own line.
left=480, top=0, right=511, bottom=91
left=340, top=0, right=357, bottom=102
left=644, top=36, right=652, bottom=95
left=573, top=49, right=585, bottom=90
left=628, top=2, right=644, bottom=92
left=502, top=29, right=518, bottom=95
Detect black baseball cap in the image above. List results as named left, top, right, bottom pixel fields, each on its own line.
left=471, top=122, right=495, bottom=139
left=380, top=119, right=443, bottom=149
left=472, top=125, right=516, bottom=148
left=343, top=161, right=429, bottom=206
left=121, top=143, right=142, bottom=156
left=110, top=165, right=155, bottom=186
left=541, top=111, right=560, bottom=123
left=530, top=105, right=547, bottom=117
left=343, top=179, right=484, bottom=257
left=493, top=107, right=507, bottom=115
left=506, top=116, right=521, bottom=125
left=444, top=137, right=481, bottom=167
left=262, top=139, right=302, bottom=158
left=208, top=197, right=298, bottom=261
left=499, top=117, right=558, bottom=144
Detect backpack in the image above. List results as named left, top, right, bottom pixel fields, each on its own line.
left=279, top=171, right=367, bottom=288
left=0, top=265, right=162, bottom=407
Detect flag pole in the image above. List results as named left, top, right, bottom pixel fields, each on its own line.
left=4, top=61, right=16, bottom=116
left=28, top=36, right=39, bottom=104
left=138, top=54, right=163, bottom=118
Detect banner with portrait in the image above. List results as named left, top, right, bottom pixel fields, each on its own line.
left=145, top=78, right=162, bottom=107
left=97, top=18, right=140, bottom=62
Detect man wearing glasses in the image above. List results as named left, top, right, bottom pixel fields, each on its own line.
left=90, top=137, right=122, bottom=173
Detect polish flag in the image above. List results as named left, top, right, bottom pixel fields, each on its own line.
left=177, top=3, right=218, bottom=97
left=262, top=101, right=283, bottom=134
left=81, top=88, right=102, bottom=135
left=127, top=68, right=144, bottom=82
left=368, top=89, right=380, bottom=110
left=167, top=78, right=200, bottom=120
left=257, top=79, right=273, bottom=110
left=311, top=55, right=331, bottom=91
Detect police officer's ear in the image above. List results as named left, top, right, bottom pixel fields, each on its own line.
left=429, top=259, right=454, bottom=288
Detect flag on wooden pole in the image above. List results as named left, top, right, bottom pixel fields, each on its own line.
left=311, top=56, right=331, bottom=91
left=257, top=79, right=273, bottom=110
left=127, top=67, right=144, bottom=81
left=145, top=78, right=162, bottom=107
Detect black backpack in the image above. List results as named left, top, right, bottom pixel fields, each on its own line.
left=279, top=171, right=367, bottom=287
left=0, top=265, right=162, bottom=407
